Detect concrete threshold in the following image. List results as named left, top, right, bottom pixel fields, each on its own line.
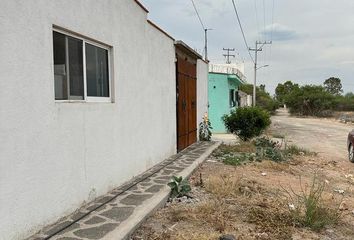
left=28, top=141, right=220, bottom=240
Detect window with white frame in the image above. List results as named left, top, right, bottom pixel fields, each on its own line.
left=53, top=30, right=111, bottom=101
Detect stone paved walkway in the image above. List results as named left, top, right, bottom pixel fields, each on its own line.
left=28, top=141, right=218, bottom=240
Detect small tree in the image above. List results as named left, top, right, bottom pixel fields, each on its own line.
left=324, top=77, right=343, bottom=96
left=239, top=84, right=279, bottom=113
left=275, top=81, right=300, bottom=104
left=222, top=107, right=271, bottom=141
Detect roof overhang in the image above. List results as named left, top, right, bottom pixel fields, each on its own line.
left=175, top=40, right=203, bottom=60
left=134, top=0, right=149, bottom=13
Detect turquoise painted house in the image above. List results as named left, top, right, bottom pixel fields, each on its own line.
left=208, top=64, right=246, bottom=133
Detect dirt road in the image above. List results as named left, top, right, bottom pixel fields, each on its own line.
left=272, top=109, right=353, bottom=161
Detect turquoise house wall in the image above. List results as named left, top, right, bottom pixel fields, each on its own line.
left=208, top=73, right=243, bottom=133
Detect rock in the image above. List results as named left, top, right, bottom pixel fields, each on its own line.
left=261, top=172, right=267, bottom=176
left=258, top=232, right=269, bottom=239
left=334, top=189, right=345, bottom=194
left=288, top=203, right=295, bottom=210
left=219, top=234, right=236, bottom=240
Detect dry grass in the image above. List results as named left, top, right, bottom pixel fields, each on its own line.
left=133, top=142, right=352, bottom=240
left=283, top=173, right=343, bottom=231
left=212, top=142, right=256, bottom=158
left=204, top=175, right=242, bottom=199
left=247, top=206, right=294, bottom=240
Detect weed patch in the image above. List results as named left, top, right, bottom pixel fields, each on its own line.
left=285, top=144, right=317, bottom=156
left=284, top=173, right=342, bottom=231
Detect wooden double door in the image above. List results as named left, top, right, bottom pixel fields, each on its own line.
left=176, top=57, right=197, bottom=152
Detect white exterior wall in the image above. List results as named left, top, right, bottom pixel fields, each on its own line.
left=197, top=59, right=209, bottom=139
left=0, top=1, right=176, bottom=239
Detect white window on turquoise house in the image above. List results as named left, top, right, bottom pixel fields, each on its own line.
left=53, top=29, right=111, bottom=102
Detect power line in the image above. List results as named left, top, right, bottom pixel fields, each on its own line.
left=190, top=0, right=205, bottom=31
left=223, top=48, right=236, bottom=64
left=254, top=0, right=260, bottom=40
left=190, top=0, right=212, bottom=61
left=231, top=0, right=255, bottom=63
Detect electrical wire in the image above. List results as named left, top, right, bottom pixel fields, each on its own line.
left=231, top=0, right=255, bottom=63
left=190, top=0, right=205, bottom=31
left=254, top=0, right=260, bottom=40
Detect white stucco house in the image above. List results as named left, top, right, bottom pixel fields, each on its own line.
left=0, top=1, right=208, bottom=239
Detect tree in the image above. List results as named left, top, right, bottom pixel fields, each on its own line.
left=239, top=84, right=279, bottom=113
left=345, top=92, right=354, bottom=98
left=285, top=85, right=335, bottom=116
left=275, top=81, right=299, bottom=104
left=324, top=77, right=343, bottom=96
left=260, top=84, right=266, bottom=92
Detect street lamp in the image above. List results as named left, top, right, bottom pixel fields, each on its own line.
left=253, top=64, right=269, bottom=106
left=257, top=64, right=269, bottom=70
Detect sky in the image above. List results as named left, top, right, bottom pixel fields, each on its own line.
left=140, top=0, right=354, bottom=95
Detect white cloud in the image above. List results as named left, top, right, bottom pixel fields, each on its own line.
left=261, top=23, right=298, bottom=41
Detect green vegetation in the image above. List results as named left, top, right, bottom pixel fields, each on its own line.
left=275, top=78, right=354, bottom=116
left=275, top=80, right=299, bottom=105
left=239, top=84, right=279, bottom=113
left=285, top=85, right=335, bottom=116
left=168, top=176, right=191, bottom=198
left=285, top=174, right=342, bottom=231
left=212, top=136, right=315, bottom=165
left=324, top=77, right=343, bottom=96
left=222, top=107, right=271, bottom=141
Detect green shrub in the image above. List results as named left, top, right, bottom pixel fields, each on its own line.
left=222, top=107, right=271, bottom=141
left=334, top=95, right=354, bottom=111
left=168, top=176, right=191, bottom=198
left=239, top=84, right=279, bottom=114
left=285, top=85, right=335, bottom=116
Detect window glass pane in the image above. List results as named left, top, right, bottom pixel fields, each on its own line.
left=68, top=37, right=84, bottom=100
left=53, top=32, right=68, bottom=100
left=86, top=43, right=109, bottom=97
left=229, top=89, right=235, bottom=107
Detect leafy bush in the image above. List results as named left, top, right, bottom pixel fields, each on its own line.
left=284, top=85, right=335, bottom=116
left=334, top=94, right=354, bottom=111
left=222, top=107, right=271, bottom=141
left=239, top=84, right=279, bottom=114
left=168, top=176, right=191, bottom=198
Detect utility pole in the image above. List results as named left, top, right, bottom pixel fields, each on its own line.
left=223, top=48, right=235, bottom=64
left=249, top=41, right=272, bottom=106
left=204, top=28, right=212, bottom=61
